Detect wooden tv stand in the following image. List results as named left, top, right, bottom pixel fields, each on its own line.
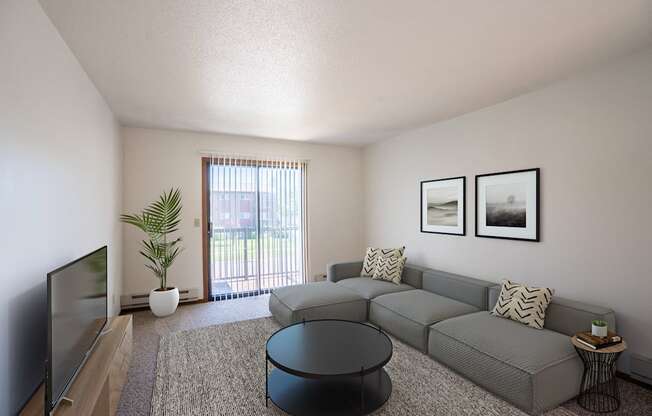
left=21, top=315, right=133, bottom=416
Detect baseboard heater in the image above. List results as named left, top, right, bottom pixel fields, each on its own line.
left=631, top=353, right=652, bottom=387
left=120, top=287, right=201, bottom=310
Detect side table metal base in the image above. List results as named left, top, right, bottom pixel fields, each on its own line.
left=574, top=347, right=622, bottom=413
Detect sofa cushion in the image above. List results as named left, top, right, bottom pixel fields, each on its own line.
left=492, top=280, right=553, bottom=329
left=428, top=311, right=582, bottom=414
left=370, top=289, right=478, bottom=352
left=374, top=290, right=479, bottom=326
left=336, top=277, right=414, bottom=300
left=372, top=255, right=407, bottom=284
left=361, top=246, right=405, bottom=277
left=269, top=282, right=367, bottom=327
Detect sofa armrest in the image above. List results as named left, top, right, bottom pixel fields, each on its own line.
left=327, top=261, right=363, bottom=283
left=488, top=285, right=502, bottom=310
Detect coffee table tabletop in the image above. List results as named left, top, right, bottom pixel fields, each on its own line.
left=266, top=319, right=393, bottom=377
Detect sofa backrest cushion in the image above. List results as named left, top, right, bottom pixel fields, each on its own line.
left=422, top=269, right=494, bottom=310
left=402, top=264, right=426, bottom=289
left=488, top=285, right=616, bottom=336
left=327, top=261, right=424, bottom=288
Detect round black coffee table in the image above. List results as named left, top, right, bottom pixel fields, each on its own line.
left=265, top=319, right=393, bottom=415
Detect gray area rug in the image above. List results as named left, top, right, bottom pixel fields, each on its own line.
left=151, top=317, right=579, bottom=416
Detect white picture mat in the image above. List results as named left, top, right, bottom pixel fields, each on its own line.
left=421, top=178, right=464, bottom=234
left=477, top=171, right=537, bottom=239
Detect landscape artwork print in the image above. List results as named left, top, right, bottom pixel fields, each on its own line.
left=485, top=182, right=526, bottom=227
left=421, top=177, right=465, bottom=235
left=476, top=168, right=539, bottom=241
left=427, top=187, right=458, bottom=226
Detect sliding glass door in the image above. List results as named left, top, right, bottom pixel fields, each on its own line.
left=202, top=157, right=306, bottom=301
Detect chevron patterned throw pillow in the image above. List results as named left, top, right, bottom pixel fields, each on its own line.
left=491, top=280, right=554, bottom=329
left=372, top=255, right=407, bottom=284
left=361, top=246, right=405, bottom=277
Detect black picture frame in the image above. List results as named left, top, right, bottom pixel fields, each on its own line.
left=420, top=176, right=466, bottom=236
left=475, top=168, right=540, bottom=242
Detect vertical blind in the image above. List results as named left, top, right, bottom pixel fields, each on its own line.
left=207, top=155, right=307, bottom=300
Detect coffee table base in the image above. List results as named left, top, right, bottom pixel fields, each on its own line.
left=267, top=368, right=392, bottom=416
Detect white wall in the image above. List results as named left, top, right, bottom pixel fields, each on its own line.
left=0, top=1, right=123, bottom=413
left=122, top=127, right=364, bottom=298
left=363, top=47, right=652, bottom=372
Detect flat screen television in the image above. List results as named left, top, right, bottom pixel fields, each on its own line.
left=46, top=246, right=108, bottom=414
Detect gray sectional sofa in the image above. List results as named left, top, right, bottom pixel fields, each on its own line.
left=268, top=260, right=616, bottom=415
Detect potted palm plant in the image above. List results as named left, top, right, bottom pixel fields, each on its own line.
left=121, top=188, right=184, bottom=317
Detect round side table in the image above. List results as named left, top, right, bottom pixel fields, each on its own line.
left=571, top=335, right=627, bottom=413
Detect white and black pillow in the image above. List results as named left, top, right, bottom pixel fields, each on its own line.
left=361, top=246, right=405, bottom=277
left=492, top=280, right=553, bottom=329
left=372, top=255, right=407, bottom=284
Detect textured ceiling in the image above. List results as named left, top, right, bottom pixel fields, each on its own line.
left=40, top=1, right=652, bottom=145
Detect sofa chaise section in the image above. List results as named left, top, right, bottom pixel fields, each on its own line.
left=369, top=269, right=494, bottom=352
left=428, top=286, right=616, bottom=414
left=269, top=281, right=367, bottom=327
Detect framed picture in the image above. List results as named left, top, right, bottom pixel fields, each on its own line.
left=420, top=176, right=466, bottom=235
left=475, top=168, right=539, bottom=241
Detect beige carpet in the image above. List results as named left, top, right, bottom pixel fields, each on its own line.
left=151, top=317, right=580, bottom=416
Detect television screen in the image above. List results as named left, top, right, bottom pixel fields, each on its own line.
left=46, top=246, right=107, bottom=412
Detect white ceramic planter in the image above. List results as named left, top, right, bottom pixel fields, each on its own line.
left=149, top=287, right=179, bottom=317
left=592, top=323, right=608, bottom=338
